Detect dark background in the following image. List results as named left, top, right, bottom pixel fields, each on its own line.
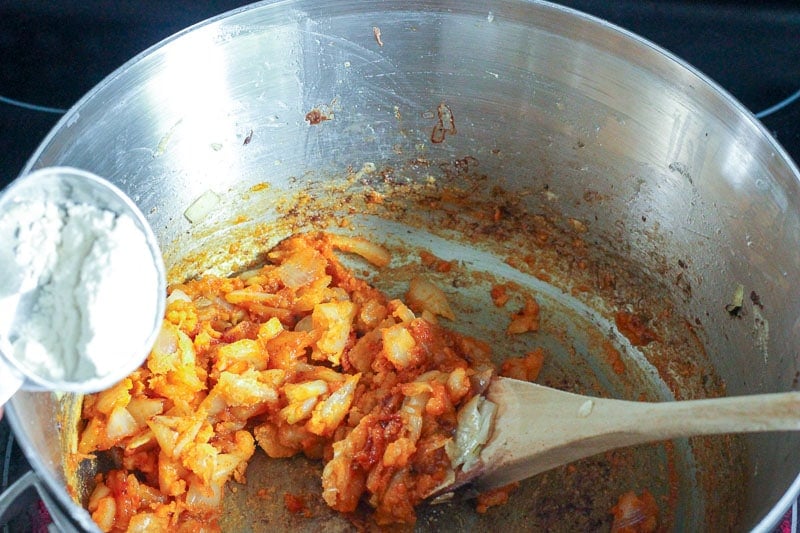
left=0, top=0, right=798, bottom=529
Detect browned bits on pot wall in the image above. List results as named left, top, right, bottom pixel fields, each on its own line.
left=749, top=290, right=763, bottom=309
left=609, top=490, right=659, bottom=532
left=500, top=348, right=545, bottom=382
left=507, top=295, right=540, bottom=335
left=431, top=102, right=457, bottom=143
left=614, top=310, right=660, bottom=347
left=490, top=283, right=511, bottom=307
left=284, top=493, right=311, bottom=517
left=475, top=483, right=520, bottom=514
left=372, top=26, right=383, bottom=47
left=419, top=250, right=454, bottom=272
left=602, top=341, right=626, bottom=375
left=305, top=108, right=331, bottom=125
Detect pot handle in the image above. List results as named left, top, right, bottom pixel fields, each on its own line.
left=0, top=471, right=80, bottom=532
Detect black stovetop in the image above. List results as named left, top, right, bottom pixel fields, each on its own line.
left=1, top=0, right=798, bottom=530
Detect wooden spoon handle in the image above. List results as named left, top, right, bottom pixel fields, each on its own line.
left=607, top=389, right=800, bottom=438
left=467, top=378, right=800, bottom=493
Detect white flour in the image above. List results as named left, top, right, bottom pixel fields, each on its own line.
left=0, top=198, right=160, bottom=384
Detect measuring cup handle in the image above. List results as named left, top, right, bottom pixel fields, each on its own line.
left=0, top=356, right=23, bottom=406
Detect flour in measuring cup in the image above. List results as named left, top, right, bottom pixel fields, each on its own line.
left=1, top=198, right=160, bottom=384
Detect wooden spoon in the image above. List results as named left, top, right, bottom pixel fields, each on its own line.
left=429, top=377, right=800, bottom=499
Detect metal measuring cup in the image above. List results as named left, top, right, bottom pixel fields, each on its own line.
left=0, top=167, right=166, bottom=404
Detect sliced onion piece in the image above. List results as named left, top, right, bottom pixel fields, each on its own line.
left=447, top=395, right=497, bottom=472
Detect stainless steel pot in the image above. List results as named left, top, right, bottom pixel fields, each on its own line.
left=4, top=0, right=800, bottom=530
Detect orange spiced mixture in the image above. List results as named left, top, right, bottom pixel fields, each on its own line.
left=75, top=232, right=657, bottom=531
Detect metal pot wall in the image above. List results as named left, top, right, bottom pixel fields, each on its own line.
left=4, top=0, right=800, bottom=530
